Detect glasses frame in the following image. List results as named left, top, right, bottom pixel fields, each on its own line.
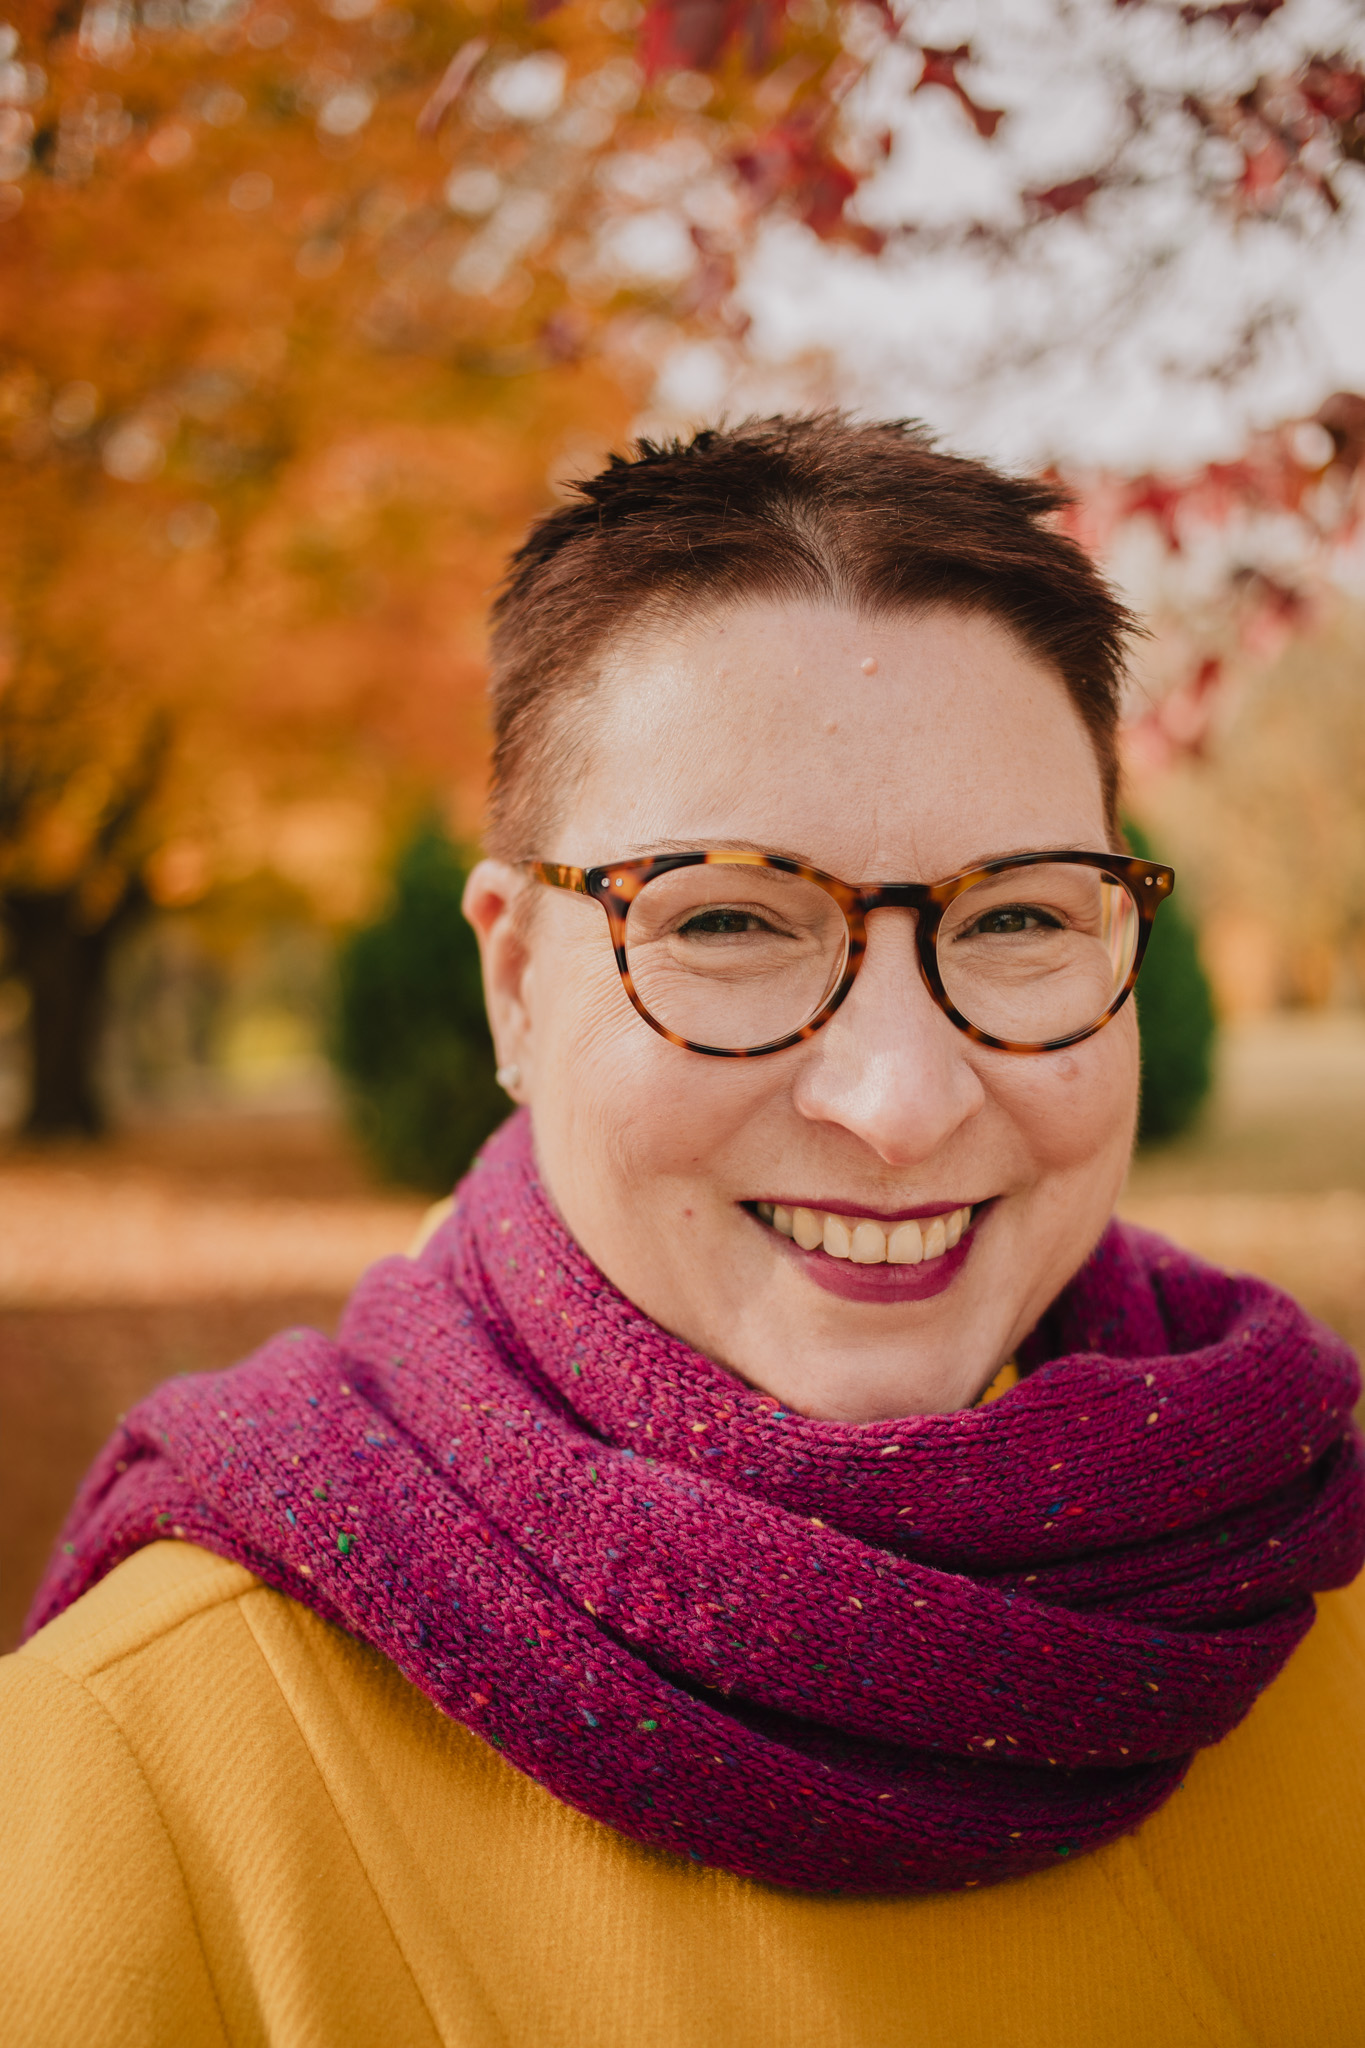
left=525, top=849, right=1175, bottom=1058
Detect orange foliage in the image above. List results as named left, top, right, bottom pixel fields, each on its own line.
left=0, top=0, right=870, bottom=931
left=3, top=16, right=606, bottom=925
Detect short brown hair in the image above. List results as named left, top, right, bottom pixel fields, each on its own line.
left=486, top=414, right=1133, bottom=858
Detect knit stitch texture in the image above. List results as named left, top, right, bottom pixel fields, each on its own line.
left=29, top=1111, right=1365, bottom=1894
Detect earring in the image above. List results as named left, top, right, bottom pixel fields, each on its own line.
left=496, top=1064, right=522, bottom=1093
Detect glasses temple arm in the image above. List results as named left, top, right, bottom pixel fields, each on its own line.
left=523, top=861, right=591, bottom=895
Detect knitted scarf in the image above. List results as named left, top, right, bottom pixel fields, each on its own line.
left=30, top=1111, right=1365, bottom=1896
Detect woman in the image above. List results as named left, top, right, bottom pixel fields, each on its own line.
left=3, top=417, right=1363, bottom=2048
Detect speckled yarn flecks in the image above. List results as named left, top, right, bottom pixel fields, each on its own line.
left=29, top=1111, right=1365, bottom=1895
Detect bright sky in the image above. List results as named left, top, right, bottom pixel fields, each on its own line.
left=654, top=0, right=1365, bottom=474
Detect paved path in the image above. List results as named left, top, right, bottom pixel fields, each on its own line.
left=0, top=1166, right=423, bottom=1306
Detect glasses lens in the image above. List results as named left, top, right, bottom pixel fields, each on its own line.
left=936, top=862, right=1139, bottom=1045
left=623, top=862, right=849, bottom=1051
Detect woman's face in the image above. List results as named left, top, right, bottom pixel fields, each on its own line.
left=466, top=602, right=1138, bottom=1422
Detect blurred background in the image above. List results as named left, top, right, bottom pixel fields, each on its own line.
left=2, top=0, right=1365, bottom=1646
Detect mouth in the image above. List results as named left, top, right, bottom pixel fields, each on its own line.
left=746, top=1197, right=987, bottom=1304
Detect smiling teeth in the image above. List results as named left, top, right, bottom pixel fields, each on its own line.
left=755, top=1202, right=973, bottom=1264
left=792, top=1208, right=823, bottom=1250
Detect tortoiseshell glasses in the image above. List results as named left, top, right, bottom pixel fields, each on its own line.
left=525, top=850, right=1175, bottom=1058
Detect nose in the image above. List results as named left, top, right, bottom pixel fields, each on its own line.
left=790, top=909, right=986, bottom=1165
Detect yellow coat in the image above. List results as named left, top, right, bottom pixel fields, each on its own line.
left=2, top=1539, right=1363, bottom=2048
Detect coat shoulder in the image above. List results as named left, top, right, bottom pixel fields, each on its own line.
left=17, top=1540, right=260, bottom=1680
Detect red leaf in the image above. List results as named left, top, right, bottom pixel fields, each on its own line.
left=637, top=0, right=783, bottom=78
left=1121, top=477, right=1186, bottom=549
left=1300, top=61, right=1365, bottom=125
left=1316, top=391, right=1365, bottom=472
left=638, top=0, right=734, bottom=77
left=1026, top=174, right=1102, bottom=216
left=739, top=0, right=780, bottom=74
left=1190, top=655, right=1222, bottom=700
left=914, top=45, right=1005, bottom=140
left=1179, top=0, right=1284, bottom=24
left=732, top=116, right=862, bottom=238
left=1239, top=135, right=1288, bottom=202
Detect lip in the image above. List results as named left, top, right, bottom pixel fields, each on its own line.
left=749, top=1201, right=988, bottom=1304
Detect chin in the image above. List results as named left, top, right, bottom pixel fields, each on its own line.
left=731, top=1283, right=1015, bottom=1422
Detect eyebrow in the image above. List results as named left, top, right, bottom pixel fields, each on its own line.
left=620, top=837, right=1102, bottom=874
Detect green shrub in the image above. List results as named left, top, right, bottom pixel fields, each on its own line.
left=1126, top=821, right=1216, bottom=1145
left=333, top=819, right=507, bottom=1192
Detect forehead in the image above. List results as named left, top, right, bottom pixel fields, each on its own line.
left=555, top=600, right=1107, bottom=877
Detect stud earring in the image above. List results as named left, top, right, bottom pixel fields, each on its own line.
left=496, top=1064, right=522, bottom=1093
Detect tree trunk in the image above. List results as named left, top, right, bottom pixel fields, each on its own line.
left=4, top=889, right=132, bottom=1137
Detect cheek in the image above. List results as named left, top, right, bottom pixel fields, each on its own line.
left=534, top=925, right=634, bottom=1078
left=531, top=923, right=771, bottom=1187
left=988, top=1010, right=1140, bottom=1174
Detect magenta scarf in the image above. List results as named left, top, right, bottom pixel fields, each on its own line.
left=30, top=1111, right=1365, bottom=1895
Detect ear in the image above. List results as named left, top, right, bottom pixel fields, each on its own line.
left=463, top=860, right=534, bottom=1101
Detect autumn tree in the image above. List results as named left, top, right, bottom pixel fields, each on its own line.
left=1, top=0, right=1362, bottom=1131
left=0, top=0, right=648, bottom=1131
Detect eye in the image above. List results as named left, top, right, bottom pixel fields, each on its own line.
left=963, top=903, right=1064, bottom=937
left=677, top=906, right=773, bottom=937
